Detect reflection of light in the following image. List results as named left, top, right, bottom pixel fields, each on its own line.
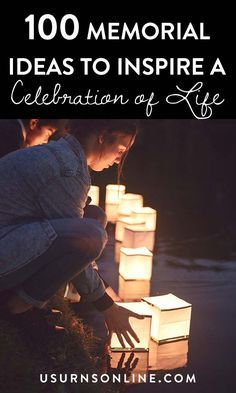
left=118, top=193, right=143, bottom=216
left=119, top=275, right=150, bottom=301
left=131, top=207, right=157, bottom=231
left=148, top=339, right=189, bottom=371
left=119, top=247, right=153, bottom=280
left=110, top=352, right=148, bottom=383
left=88, top=185, right=99, bottom=206
left=105, top=184, right=126, bottom=222
left=111, top=302, right=152, bottom=352
left=115, top=217, right=145, bottom=242
left=142, top=294, right=192, bottom=343
left=64, top=282, right=81, bottom=302
left=122, top=225, right=155, bottom=251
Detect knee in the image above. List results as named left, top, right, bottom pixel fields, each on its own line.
left=54, top=218, right=108, bottom=261
left=84, top=205, right=107, bottom=228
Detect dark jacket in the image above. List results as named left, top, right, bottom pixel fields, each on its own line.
left=0, top=119, right=25, bottom=158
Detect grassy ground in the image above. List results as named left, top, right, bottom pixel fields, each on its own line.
left=0, top=291, right=119, bottom=393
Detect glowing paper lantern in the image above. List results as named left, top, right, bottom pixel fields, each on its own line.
left=105, top=184, right=126, bottom=222
left=131, top=207, right=157, bottom=231
left=119, top=247, right=153, bottom=280
left=149, top=339, right=189, bottom=371
left=122, top=225, right=155, bottom=251
left=142, top=293, right=192, bottom=343
left=115, top=217, right=145, bottom=242
left=110, top=302, right=152, bottom=352
left=118, top=193, right=143, bottom=217
left=118, top=276, right=150, bottom=301
left=88, top=185, right=99, bottom=206
left=105, top=184, right=126, bottom=204
left=105, top=204, right=120, bottom=224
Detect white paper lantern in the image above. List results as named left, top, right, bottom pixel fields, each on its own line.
left=110, top=302, right=152, bottom=352
left=119, top=247, right=153, bottom=280
left=131, top=207, right=157, bottom=231
left=105, top=184, right=126, bottom=204
left=118, top=193, right=143, bottom=216
left=115, top=217, right=145, bottom=242
left=105, top=203, right=120, bottom=223
left=118, top=276, right=150, bottom=301
left=88, top=185, right=99, bottom=206
left=105, top=184, right=126, bottom=222
left=149, top=339, right=189, bottom=371
left=122, top=225, right=155, bottom=251
left=142, top=293, right=192, bottom=343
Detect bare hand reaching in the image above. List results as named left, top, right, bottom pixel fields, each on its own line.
left=103, top=303, right=144, bottom=348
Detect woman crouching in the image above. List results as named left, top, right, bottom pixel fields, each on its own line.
left=0, top=119, right=142, bottom=348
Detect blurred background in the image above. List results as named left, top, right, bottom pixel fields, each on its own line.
left=91, top=119, right=236, bottom=258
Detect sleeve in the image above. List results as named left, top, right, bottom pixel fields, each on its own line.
left=91, top=260, right=110, bottom=289
left=37, top=176, right=87, bottom=219
left=71, top=266, right=114, bottom=310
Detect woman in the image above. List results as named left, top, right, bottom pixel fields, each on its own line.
left=0, top=119, right=142, bottom=348
left=0, top=119, right=68, bottom=158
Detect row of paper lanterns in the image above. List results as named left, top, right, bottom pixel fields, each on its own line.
left=88, top=185, right=192, bottom=352
left=88, top=184, right=156, bottom=281
left=88, top=184, right=153, bottom=301
left=89, top=184, right=157, bottom=231
left=109, top=184, right=156, bottom=298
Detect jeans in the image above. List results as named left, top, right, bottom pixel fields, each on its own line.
left=0, top=206, right=107, bottom=308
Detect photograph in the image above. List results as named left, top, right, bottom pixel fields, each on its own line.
left=0, top=7, right=235, bottom=393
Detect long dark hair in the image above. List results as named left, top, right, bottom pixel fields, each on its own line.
left=68, top=119, right=138, bottom=183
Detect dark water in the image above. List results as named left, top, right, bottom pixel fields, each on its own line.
left=95, top=231, right=236, bottom=393
left=92, top=119, right=236, bottom=243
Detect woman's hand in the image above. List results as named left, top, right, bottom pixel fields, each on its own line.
left=103, top=303, right=144, bottom=348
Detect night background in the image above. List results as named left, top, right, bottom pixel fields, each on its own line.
left=1, top=119, right=235, bottom=393
left=0, top=5, right=236, bottom=393
left=92, top=119, right=236, bottom=258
